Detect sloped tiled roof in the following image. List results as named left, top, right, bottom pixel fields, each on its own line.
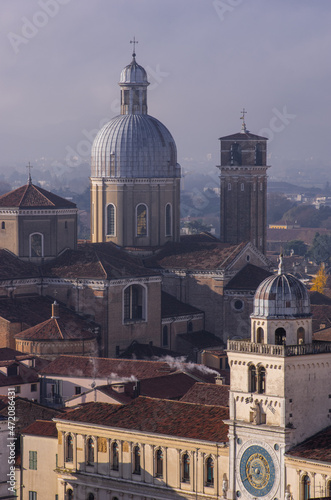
left=180, top=382, right=230, bottom=406
left=119, top=340, right=184, bottom=360
left=56, top=397, right=229, bottom=442
left=219, top=131, right=268, bottom=141
left=0, top=183, right=76, bottom=209
left=178, top=331, right=224, bottom=350
left=225, top=263, right=272, bottom=291
left=309, top=291, right=331, bottom=305
left=0, top=250, right=40, bottom=280
left=310, top=304, right=331, bottom=332
left=161, top=291, right=202, bottom=318
left=39, top=354, right=223, bottom=385
left=286, top=426, right=331, bottom=463
left=0, top=362, right=39, bottom=387
left=313, top=328, right=331, bottom=342
left=0, top=348, right=25, bottom=361
left=15, top=316, right=96, bottom=341
left=22, top=419, right=58, bottom=438
left=0, top=296, right=99, bottom=340
left=41, top=243, right=158, bottom=280
left=145, top=240, right=247, bottom=271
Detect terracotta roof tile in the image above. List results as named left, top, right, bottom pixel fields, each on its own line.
left=56, top=397, right=229, bottom=442
left=0, top=250, right=40, bottom=280
left=144, top=239, right=248, bottom=271
left=39, top=354, right=224, bottom=385
left=118, top=340, right=184, bottom=360
left=15, top=317, right=96, bottom=341
left=0, top=183, right=76, bottom=209
left=41, top=244, right=158, bottom=280
left=313, top=329, right=331, bottom=342
left=22, top=420, right=58, bottom=437
left=286, top=426, right=331, bottom=462
left=180, top=382, right=230, bottom=406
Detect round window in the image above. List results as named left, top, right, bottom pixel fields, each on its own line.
left=234, top=300, right=244, bottom=311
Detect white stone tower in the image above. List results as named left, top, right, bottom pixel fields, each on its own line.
left=226, top=258, right=331, bottom=500
left=90, top=47, right=181, bottom=247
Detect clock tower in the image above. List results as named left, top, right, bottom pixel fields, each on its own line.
left=226, top=258, right=331, bottom=500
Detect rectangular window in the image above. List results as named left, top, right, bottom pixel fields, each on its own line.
left=29, top=451, right=37, bottom=470
left=15, top=386, right=21, bottom=394
left=29, top=492, right=37, bottom=500
left=31, top=383, right=37, bottom=392
left=75, top=386, right=81, bottom=395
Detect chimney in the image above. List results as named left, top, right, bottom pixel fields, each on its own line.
left=51, top=301, right=60, bottom=319
left=215, top=374, right=225, bottom=385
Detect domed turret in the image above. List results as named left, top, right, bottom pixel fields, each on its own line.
left=119, top=56, right=148, bottom=85
left=250, top=257, right=312, bottom=345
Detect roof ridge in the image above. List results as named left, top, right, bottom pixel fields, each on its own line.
left=24, top=184, right=56, bottom=207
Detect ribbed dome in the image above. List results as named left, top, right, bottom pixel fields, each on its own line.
left=120, top=57, right=148, bottom=85
left=253, top=273, right=311, bottom=318
left=91, top=114, right=179, bottom=178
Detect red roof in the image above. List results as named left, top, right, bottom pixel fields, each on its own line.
left=180, top=382, right=230, bottom=406
left=0, top=183, right=76, bottom=209
left=145, top=239, right=248, bottom=271
left=0, top=250, right=40, bottom=280
left=15, top=316, right=96, bottom=341
left=287, top=426, right=331, bottom=463
left=57, top=397, right=229, bottom=442
left=161, top=291, right=202, bottom=318
left=22, top=419, right=58, bottom=438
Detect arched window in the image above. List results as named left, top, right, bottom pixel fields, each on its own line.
left=297, top=327, right=305, bottom=344
left=256, top=327, right=264, bottom=344
left=66, top=434, right=73, bottom=463
left=133, top=445, right=141, bottom=474
left=1, top=222, right=5, bottom=229
left=206, top=456, right=214, bottom=486
left=249, top=364, right=257, bottom=393
left=136, top=204, right=148, bottom=236
left=275, top=327, right=286, bottom=345
left=86, top=437, right=94, bottom=464
left=255, top=143, right=263, bottom=165
left=230, top=143, right=242, bottom=166
left=66, top=489, right=73, bottom=500
left=156, top=448, right=163, bottom=477
left=87, top=494, right=94, bottom=500
left=241, top=183, right=244, bottom=191
left=327, top=480, right=331, bottom=498
left=29, top=233, right=44, bottom=258
left=301, top=474, right=310, bottom=500
left=112, top=441, right=119, bottom=471
left=257, top=366, right=266, bottom=394
left=124, top=284, right=145, bottom=321
left=162, top=325, right=168, bottom=346
left=188, top=321, right=193, bottom=332
left=228, top=183, right=231, bottom=191
left=165, top=203, right=172, bottom=236
left=182, top=453, right=190, bottom=483
left=107, top=204, right=116, bottom=236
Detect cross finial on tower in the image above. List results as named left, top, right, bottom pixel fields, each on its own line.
left=130, top=36, right=138, bottom=58
left=240, top=108, right=247, bottom=133
left=26, top=162, right=33, bottom=184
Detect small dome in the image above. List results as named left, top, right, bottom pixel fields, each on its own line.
left=120, top=57, right=148, bottom=85
left=91, top=114, right=179, bottom=179
left=253, top=273, right=311, bottom=318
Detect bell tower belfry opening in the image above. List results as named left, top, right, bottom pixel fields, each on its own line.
left=217, top=111, right=269, bottom=254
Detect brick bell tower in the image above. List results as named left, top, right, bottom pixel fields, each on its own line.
left=217, top=110, right=269, bottom=254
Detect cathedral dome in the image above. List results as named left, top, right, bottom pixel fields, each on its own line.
left=91, top=114, right=179, bottom=178
left=253, top=270, right=311, bottom=318
left=119, top=57, right=148, bottom=85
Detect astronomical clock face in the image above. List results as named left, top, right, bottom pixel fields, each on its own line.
left=237, top=442, right=279, bottom=499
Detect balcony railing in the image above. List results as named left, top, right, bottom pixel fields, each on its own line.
left=227, top=340, right=331, bottom=357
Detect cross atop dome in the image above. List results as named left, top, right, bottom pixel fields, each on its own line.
left=240, top=107, right=247, bottom=133
left=26, top=162, right=33, bottom=185
left=130, top=36, right=138, bottom=58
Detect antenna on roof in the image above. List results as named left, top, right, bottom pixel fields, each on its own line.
left=26, top=162, right=33, bottom=184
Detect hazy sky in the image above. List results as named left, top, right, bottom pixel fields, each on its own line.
left=1, top=0, right=331, bottom=179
